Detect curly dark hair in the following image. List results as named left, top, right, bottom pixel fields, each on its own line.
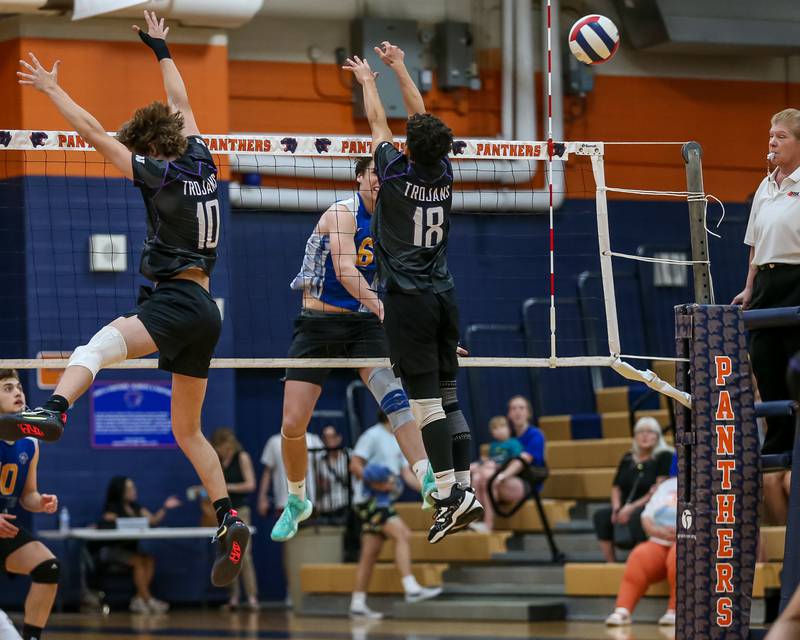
left=354, top=156, right=373, bottom=178
left=116, top=101, right=188, bottom=158
left=405, top=113, right=453, bottom=166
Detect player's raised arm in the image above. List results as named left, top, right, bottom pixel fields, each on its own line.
left=343, top=56, right=392, bottom=149
left=324, top=204, right=384, bottom=321
left=374, top=41, right=425, bottom=116
left=133, top=10, right=200, bottom=137
left=17, top=53, right=133, bottom=179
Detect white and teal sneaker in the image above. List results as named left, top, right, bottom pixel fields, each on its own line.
left=270, top=494, right=313, bottom=542
left=421, top=466, right=436, bottom=511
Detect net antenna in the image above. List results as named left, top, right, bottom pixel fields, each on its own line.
left=1, top=129, right=722, bottom=409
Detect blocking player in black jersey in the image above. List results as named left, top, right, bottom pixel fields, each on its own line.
left=5, top=10, right=249, bottom=586
left=343, top=44, right=483, bottom=543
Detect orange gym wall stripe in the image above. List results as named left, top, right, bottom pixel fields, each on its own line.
left=1, top=37, right=228, bottom=179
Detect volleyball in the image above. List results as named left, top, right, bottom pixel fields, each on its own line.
left=568, top=14, right=620, bottom=65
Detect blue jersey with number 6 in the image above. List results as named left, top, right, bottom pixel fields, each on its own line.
left=372, top=141, right=454, bottom=294
left=290, top=194, right=377, bottom=312
left=0, top=438, right=36, bottom=513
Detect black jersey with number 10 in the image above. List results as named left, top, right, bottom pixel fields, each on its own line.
left=131, top=135, right=220, bottom=282
left=372, top=141, right=455, bottom=294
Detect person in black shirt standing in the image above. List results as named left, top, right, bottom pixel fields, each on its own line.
left=3, top=10, right=249, bottom=587
left=343, top=44, right=482, bottom=543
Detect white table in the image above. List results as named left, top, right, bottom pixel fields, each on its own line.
left=39, top=526, right=223, bottom=541
left=38, top=526, right=255, bottom=609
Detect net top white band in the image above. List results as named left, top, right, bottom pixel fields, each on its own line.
left=0, top=130, right=606, bottom=160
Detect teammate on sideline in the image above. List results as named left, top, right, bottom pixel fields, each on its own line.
left=343, top=43, right=483, bottom=543
left=4, top=11, right=249, bottom=586
left=270, top=156, right=434, bottom=542
left=0, top=370, right=59, bottom=640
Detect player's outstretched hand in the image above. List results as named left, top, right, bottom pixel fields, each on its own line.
left=133, top=9, right=170, bottom=41
left=17, top=53, right=60, bottom=92
left=0, top=514, right=18, bottom=538
left=374, top=41, right=405, bottom=68
left=342, top=56, right=379, bottom=85
left=40, top=494, right=58, bottom=514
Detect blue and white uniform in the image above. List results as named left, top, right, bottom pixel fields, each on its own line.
left=0, top=438, right=36, bottom=514
left=290, top=194, right=376, bottom=312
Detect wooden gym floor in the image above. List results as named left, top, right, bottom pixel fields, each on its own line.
left=4, top=610, right=691, bottom=640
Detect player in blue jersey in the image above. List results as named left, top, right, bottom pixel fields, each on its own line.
left=0, top=371, right=59, bottom=640
left=270, top=158, right=435, bottom=542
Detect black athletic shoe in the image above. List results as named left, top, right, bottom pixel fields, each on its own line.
left=451, top=486, right=485, bottom=533
left=428, top=486, right=484, bottom=544
left=0, top=408, right=65, bottom=442
left=211, top=510, right=251, bottom=587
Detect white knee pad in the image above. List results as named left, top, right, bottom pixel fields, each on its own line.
left=68, top=326, right=128, bottom=378
left=409, top=398, right=446, bottom=429
left=367, top=367, right=415, bottom=431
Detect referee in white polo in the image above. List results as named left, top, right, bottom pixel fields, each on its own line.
left=733, top=108, right=800, bottom=456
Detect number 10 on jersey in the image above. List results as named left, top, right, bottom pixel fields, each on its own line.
left=413, top=206, right=444, bottom=248
left=196, top=199, right=220, bottom=250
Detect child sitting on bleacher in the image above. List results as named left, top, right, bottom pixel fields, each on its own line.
left=487, top=416, right=523, bottom=465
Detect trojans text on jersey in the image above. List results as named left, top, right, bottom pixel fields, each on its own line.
left=402, top=182, right=451, bottom=203
left=183, top=173, right=218, bottom=197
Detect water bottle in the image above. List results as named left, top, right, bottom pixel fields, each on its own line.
left=59, top=507, right=70, bottom=534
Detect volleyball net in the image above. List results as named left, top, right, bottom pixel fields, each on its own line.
left=0, top=131, right=718, bottom=409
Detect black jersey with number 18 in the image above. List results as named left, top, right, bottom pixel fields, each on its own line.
left=372, top=141, right=455, bottom=294
left=131, top=135, right=220, bottom=283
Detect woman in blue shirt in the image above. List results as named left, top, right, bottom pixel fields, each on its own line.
left=472, top=396, right=546, bottom=532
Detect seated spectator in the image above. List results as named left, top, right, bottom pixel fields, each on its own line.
left=472, top=396, right=546, bottom=532
left=348, top=412, right=441, bottom=619
left=605, top=456, right=678, bottom=627
left=315, top=425, right=352, bottom=524
left=210, top=428, right=259, bottom=611
left=97, top=477, right=181, bottom=614
left=763, top=470, right=792, bottom=525
left=593, top=417, right=673, bottom=562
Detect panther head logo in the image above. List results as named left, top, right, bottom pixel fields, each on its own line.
left=0, top=131, right=11, bottom=147
left=451, top=140, right=467, bottom=155
left=315, top=138, right=332, bottom=153
left=30, top=132, right=48, bottom=148
left=551, top=142, right=567, bottom=158
left=280, top=137, right=298, bottom=153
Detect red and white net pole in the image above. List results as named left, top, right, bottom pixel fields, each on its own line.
left=547, top=0, right=557, bottom=365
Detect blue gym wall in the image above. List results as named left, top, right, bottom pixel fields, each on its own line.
left=0, top=174, right=750, bottom=605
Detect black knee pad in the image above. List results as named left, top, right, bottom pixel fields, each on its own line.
left=30, top=558, right=60, bottom=584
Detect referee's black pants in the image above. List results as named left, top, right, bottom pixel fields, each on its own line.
left=748, top=264, right=800, bottom=454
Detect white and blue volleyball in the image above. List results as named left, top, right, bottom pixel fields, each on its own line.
left=568, top=14, right=620, bottom=65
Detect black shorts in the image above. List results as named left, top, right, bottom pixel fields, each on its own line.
left=383, top=289, right=460, bottom=393
left=356, top=500, right=398, bottom=537
left=285, top=310, right=388, bottom=386
left=125, top=280, right=222, bottom=379
left=0, top=524, right=36, bottom=571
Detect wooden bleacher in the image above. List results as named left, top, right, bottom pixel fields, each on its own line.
left=564, top=562, right=783, bottom=598
left=300, top=562, right=448, bottom=594
left=393, top=499, right=574, bottom=533
left=541, top=468, right=616, bottom=500
left=377, top=531, right=511, bottom=562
